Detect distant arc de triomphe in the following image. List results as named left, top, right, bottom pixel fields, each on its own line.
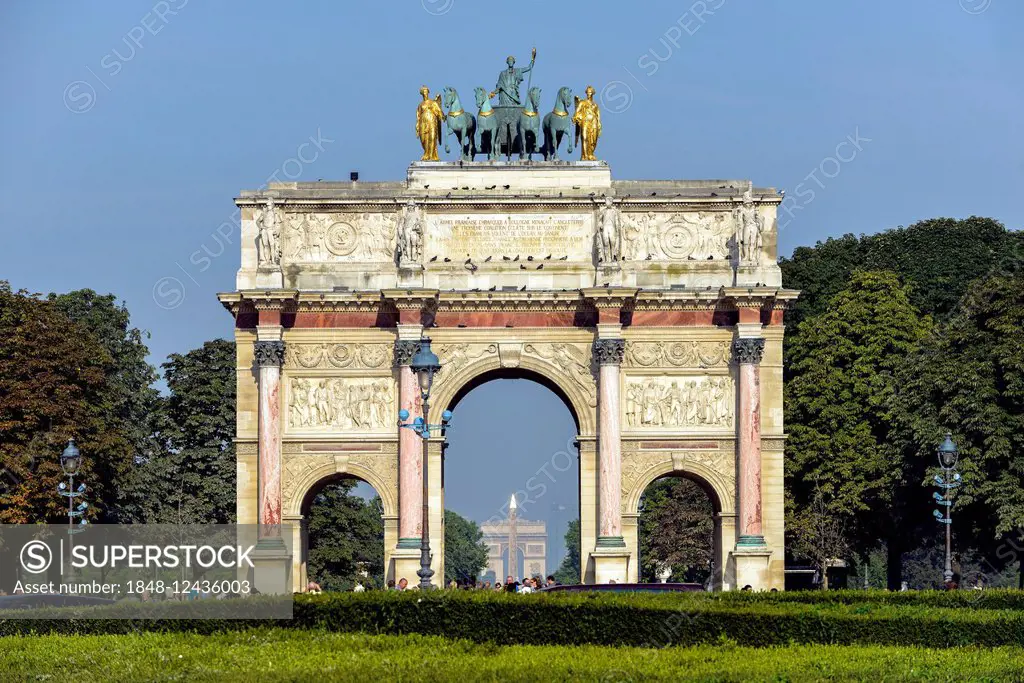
left=219, top=162, right=797, bottom=590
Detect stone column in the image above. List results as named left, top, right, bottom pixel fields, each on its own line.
left=593, top=338, right=626, bottom=547
left=734, top=337, right=766, bottom=546
left=254, top=340, right=285, bottom=545
left=394, top=339, right=423, bottom=548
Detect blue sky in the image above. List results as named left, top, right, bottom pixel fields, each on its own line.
left=2, top=1, right=1021, bottom=563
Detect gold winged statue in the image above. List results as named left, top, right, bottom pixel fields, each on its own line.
left=415, top=86, right=445, bottom=161
left=572, top=85, right=602, bottom=161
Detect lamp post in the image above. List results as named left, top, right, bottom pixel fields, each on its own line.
left=397, top=338, right=452, bottom=590
left=932, top=433, right=960, bottom=585
left=58, top=440, right=89, bottom=575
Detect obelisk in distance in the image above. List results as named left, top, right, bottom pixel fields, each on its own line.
left=508, top=494, right=518, bottom=582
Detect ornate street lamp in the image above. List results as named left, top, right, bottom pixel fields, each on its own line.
left=397, top=338, right=453, bottom=590
left=58, top=440, right=89, bottom=574
left=932, top=433, right=960, bottom=584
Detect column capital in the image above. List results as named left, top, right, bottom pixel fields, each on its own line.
left=592, top=338, right=625, bottom=365
left=394, top=339, right=419, bottom=367
left=733, top=337, right=765, bottom=365
left=254, top=340, right=285, bottom=367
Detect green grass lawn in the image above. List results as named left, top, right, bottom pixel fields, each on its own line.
left=1, top=629, right=1022, bottom=682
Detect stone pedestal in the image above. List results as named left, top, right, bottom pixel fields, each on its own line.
left=591, top=547, right=630, bottom=584
left=407, top=160, right=611, bottom=192
left=252, top=544, right=292, bottom=595
left=255, top=266, right=284, bottom=289
left=398, top=263, right=424, bottom=287
left=596, top=263, right=623, bottom=287
left=729, top=548, right=772, bottom=591
left=390, top=547, right=422, bottom=585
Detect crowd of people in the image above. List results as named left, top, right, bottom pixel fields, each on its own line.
left=314, top=575, right=561, bottom=594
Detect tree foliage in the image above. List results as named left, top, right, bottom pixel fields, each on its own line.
left=48, top=289, right=160, bottom=521
left=0, top=283, right=133, bottom=523
left=135, top=340, right=237, bottom=524
left=780, top=217, right=1022, bottom=329
left=788, top=486, right=851, bottom=590
left=785, top=271, right=931, bottom=556
left=306, top=480, right=384, bottom=591
left=638, top=477, right=714, bottom=583
left=891, top=275, right=1024, bottom=579
left=552, top=519, right=581, bottom=584
left=443, top=509, right=488, bottom=585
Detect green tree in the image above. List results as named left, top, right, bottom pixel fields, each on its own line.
left=0, top=283, right=131, bottom=523
left=785, top=271, right=932, bottom=584
left=788, top=486, right=851, bottom=590
left=780, top=217, right=1022, bottom=330
left=307, top=479, right=384, bottom=590
left=638, top=478, right=714, bottom=584
left=48, top=289, right=160, bottom=521
left=137, top=340, right=236, bottom=524
left=552, top=519, right=581, bottom=584
left=444, top=509, right=488, bottom=585
left=891, top=275, right=1024, bottom=586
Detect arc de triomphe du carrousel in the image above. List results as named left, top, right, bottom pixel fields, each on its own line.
left=219, top=57, right=798, bottom=592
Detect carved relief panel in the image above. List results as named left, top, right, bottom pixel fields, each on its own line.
left=286, top=377, right=395, bottom=433
left=282, top=212, right=396, bottom=263
left=624, top=376, right=734, bottom=430
left=620, top=212, right=734, bottom=262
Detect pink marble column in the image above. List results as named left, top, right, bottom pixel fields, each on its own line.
left=255, top=340, right=285, bottom=543
left=594, top=339, right=626, bottom=547
left=395, top=341, right=423, bottom=548
left=734, top=337, right=765, bottom=546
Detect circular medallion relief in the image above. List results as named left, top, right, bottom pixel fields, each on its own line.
left=325, top=222, right=359, bottom=256
left=661, top=222, right=696, bottom=259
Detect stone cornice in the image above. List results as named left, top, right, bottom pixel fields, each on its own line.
left=220, top=288, right=799, bottom=316
left=381, top=288, right=440, bottom=308
left=296, top=291, right=384, bottom=312
left=581, top=287, right=639, bottom=310
left=437, top=290, right=584, bottom=312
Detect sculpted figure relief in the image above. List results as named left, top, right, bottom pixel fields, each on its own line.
left=735, top=182, right=764, bottom=263
left=625, top=377, right=733, bottom=429
left=360, top=212, right=396, bottom=260
left=286, top=213, right=325, bottom=261
left=289, top=377, right=393, bottom=431
left=254, top=197, right=282, bottom=266
left=397, top=201, right=423, bottom=265
left=597, top=197, right=622, bottom=263
left=282, top=212, right=395, bottom=262
left=525, top=342, right=596, bottom=406
left=621, top=212, right=662, bottom=260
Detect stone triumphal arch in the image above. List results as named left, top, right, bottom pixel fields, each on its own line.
left=220, top=162, right=797, bottom=591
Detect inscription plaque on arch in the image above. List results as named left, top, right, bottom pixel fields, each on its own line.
left=426, top=213, right=593, bottom=260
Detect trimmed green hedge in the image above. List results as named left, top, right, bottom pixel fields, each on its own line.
left=2, top=591, right=1023, bottom=648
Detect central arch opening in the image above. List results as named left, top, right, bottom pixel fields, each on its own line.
left=301, top=474, right=385, bottom=592
left=636, top=473, right=719, bottom=586
left=443, top=369, right=580, bottom=587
